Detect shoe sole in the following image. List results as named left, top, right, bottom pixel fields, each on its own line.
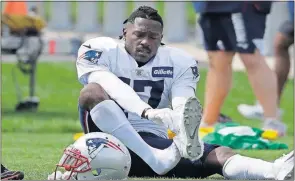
left=276, top=151, right=294, bottom=180
left=1, top=171, right=24, bottom=180
left=182, top=97, right=204, bottom=161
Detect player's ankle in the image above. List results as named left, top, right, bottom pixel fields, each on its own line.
left=150, top=149, right=178, bottom=175
left=200, top=121, right=213, bottom=128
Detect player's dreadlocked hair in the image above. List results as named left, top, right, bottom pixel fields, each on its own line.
left=122, top=6, right=163, bottom=27
left=119, top=6, right=165, bottom=45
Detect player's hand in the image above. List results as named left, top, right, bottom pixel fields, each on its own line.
left=143, top=108, right=179, bottom=130
left=48, top=171, right=62, bottom=180
left=47, top=171, right=77, bottom=180
left=61, top=171, right=77, bottom=180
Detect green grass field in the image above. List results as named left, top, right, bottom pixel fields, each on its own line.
left=2, top=62, right=294, bottom=180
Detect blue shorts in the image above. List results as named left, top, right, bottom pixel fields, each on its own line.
left=199, top=5, right=267, bottom=54
left=79, top=107, right=221, bottom=178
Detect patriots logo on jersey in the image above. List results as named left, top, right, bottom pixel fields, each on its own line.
left=86, top=138, right=124, bottom=159
left=191, top=66, right=199, bottom=79
left=79, top=49, right=102, bottom=64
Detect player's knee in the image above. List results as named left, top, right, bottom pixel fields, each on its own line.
left=240, top=51, right=262, bottom=70
left=79, top=83, right=110, bottom=110
left=211, top=146, right=235, bottom=165
left=205, top=146, right=236, bottom=169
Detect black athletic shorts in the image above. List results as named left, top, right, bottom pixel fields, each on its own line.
left=199, top=5, right=267, bottom=53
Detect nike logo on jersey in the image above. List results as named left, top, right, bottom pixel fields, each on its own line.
left=83, top=44, right=91, bottom=49
left=152, top=67, right=173, bottom=78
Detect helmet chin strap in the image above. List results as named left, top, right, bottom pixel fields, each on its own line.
left=53, top=165, right=59, bottom=180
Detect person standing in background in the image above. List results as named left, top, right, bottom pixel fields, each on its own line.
left=238, top=1, right=294, bottom=128
left=193, top=1, right=287, bottom=136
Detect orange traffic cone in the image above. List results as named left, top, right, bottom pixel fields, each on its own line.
left=3, top=1, right=27, bottom=15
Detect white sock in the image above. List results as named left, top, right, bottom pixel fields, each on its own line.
left=90, top=100, right=181, bottom=175
left=223, top=154, right=275, bottom=180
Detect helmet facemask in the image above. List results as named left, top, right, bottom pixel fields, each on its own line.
left=54, top=145, right=92, bottom=180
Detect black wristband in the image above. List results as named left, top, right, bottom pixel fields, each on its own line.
left=141, top=108, right=151, bottom=119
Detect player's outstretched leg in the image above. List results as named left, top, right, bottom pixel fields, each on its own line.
left=222, top=149, right=294, bottom=180
left=273, top=150, right=294, bottom=180
left=197, top=146, right=293, bottom=180
left=173, top=97, right=204, bottom=161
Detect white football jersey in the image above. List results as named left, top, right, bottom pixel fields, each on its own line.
left=76, top=37, right=199, bottom=138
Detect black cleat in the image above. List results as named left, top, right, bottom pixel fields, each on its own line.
left=15, top=100, right=39, bottom=112
left=1, top=170, right=24, bottom=180
left=15, top=97, right=40, bottom=112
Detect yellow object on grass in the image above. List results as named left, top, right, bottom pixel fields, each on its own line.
left=262, top=130, right=279, bottom=140
left=199, top=127, right=215, bottom=139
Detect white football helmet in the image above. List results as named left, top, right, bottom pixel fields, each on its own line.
left=53, top=132, right=131, bottom=180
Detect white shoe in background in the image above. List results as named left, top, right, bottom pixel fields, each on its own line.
left=237, top=102, right=283, bottom=120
